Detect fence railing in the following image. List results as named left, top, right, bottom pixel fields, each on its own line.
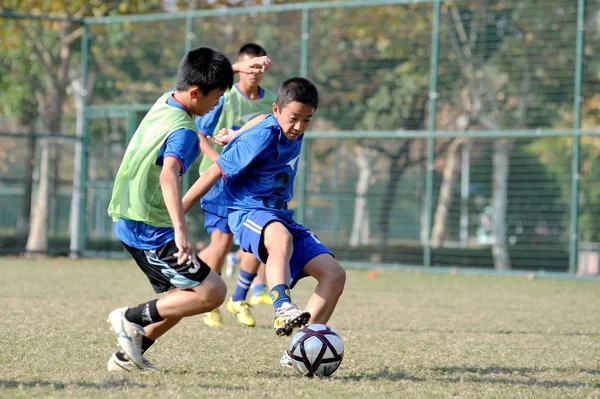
left=1, top=0, right=598, bottom=278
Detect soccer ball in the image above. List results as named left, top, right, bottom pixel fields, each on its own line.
left=288, top=324, right=344, bottom=377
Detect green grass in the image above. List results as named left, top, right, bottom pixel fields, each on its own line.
left=1, top=257, right=599, bottom=398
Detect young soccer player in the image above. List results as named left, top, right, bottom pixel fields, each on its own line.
left=196, top=43, right=275, bottom=328
left=182, top=77, right=346, bottom=365
left=105, top=47, right=271, bottom=372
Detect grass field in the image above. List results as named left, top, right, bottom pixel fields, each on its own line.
left=1, top=256, right=599, bottom=398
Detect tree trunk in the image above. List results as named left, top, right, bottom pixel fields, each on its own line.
left=492, top=138, right=513, bottom=270
left=376, top=142, right=411, bottom=257
left=349, top=146, right=374, bottom=247
left=431, top=137, right=465, bottom=248
left=26, top=141, right=55, bottom=253
left=26, top=94, right=63, bottom=254
left=16, top=134, right=36, bottom=241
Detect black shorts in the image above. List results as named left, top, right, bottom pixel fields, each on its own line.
left=122, top=241, right=212, bottom=294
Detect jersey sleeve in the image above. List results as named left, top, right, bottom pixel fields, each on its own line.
left=157, top=128, right=200, bottom=175
left=195, top=95, right=225, bottom=136
left=216, top=128, right=273, bottom=182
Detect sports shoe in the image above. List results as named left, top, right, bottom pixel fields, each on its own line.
left=226, top=297, right=256, bottom=327
left=203, top=308, right=223, bottom=327
left=225, top=253, right=238, bottom=279
left=280, top=350, right=294, bottom=369
left=249, top=290, right=273, bottom=306
left=273, top=303, right=310, bottom=337
left=107, top=352, right=160, bottom=372
left=107, top=307, right=145, bottom=369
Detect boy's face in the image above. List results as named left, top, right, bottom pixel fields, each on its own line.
left=192, top=87, right=225, bottom=117
left=273, top=101, right=315, bottom=141
left=238, top=54, right=265, bottom=87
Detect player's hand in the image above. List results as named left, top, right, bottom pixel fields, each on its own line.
left=210, top=128, right=236, bottom=146
left=173, top=227, right=200, bottom=270
left=235, top=55, right=271, bottom=74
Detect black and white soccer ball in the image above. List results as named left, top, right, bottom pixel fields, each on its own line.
left=288, top=324, right=344, bottom=377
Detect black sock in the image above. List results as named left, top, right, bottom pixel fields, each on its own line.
left=142, top=336, right=155, bottom=355
left=125, top=299, right=164, bottom=327
left=115, top=337, right=155, bottom=361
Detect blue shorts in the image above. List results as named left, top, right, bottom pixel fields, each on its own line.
left=230, top=209, right=333, bottom=287
left=204, top=211, right=232, bottom=234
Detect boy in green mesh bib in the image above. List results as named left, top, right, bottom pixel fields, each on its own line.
left=106, top=47, right=270, bottom=372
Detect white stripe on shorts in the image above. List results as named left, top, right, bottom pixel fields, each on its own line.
left=243, top=220, right=262, bottom=235
left=245, top=219, right=263, bottom=231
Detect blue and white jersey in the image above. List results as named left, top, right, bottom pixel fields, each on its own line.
left=201, top=114, right=302, bottom=221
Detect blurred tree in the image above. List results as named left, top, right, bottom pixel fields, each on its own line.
left=0, top=0, right=161, bottom=253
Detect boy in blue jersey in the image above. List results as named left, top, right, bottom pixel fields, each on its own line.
left=105, top=47, right=271, bottom=372
left=196, top=43, right=275, bottom=328
left=183, top=78, right=346, bottom=351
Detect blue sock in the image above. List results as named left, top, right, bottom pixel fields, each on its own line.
left=270, top=284, right=291, bottom=309
left=233, top=270, right=257, bottom=301
left=253, top=283, right=267, bottom=295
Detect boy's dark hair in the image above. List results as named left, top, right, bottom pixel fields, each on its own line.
left=176, top=47, right=234, bottom=94
left=276, top=77, right=319, bottom=110
left=238, top=43, right=267, bottom=58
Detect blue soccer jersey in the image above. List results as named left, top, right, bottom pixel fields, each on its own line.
left=201, top=115, right=301, bottom=221
left=115, top=92, right=200, bottom=250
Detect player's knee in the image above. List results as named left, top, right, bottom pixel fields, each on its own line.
left=324, top=263, right=346, bottom=297
left=195, top=274, right=227, bottom=311
left=264, top=223, right=293, bottom=254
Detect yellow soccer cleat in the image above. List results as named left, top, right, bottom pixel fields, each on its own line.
left=203, top=308, right=223, bottom=327
left=249, top=291, right=273, bottom=306
left=226, top=297, right=256, bottom=327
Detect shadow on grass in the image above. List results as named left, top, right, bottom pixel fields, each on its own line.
left=437, top=376, right=600, bottom=389
left=341, top=368, right=425, bottom=382
left=434, top=365, right=600, bottom=376
left=256, top=368, right=424, bottom=382
left=432, top=366, right=600, bottom=389
left=391, top=328, right=600, bottom=338
left=0, top=379, right=146, bottom=390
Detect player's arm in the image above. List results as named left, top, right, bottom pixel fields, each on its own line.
left=232, top=56, right=271, bottom=74
left=209, top=114, right=268, bottom=146
left=160, top=157, right=198, bottom=267
left=182, top=163, right=223, bottom=214
left=199, top=132, right=221, bottom=162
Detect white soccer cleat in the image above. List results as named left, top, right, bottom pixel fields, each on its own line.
left=107, top=307, right=146, bottom=370
left=273, top=302, right=310, bottom=337
left=225, top=253, right=238, bottom=279
left=107, top=352, right=160, bottom=372
left=280, top=350, right=294, bottom=369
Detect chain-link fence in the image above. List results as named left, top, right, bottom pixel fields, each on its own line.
left=1, top=0, right=598, bottom=276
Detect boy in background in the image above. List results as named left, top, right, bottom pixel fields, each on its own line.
left=196, top=43, right=275, bottom=328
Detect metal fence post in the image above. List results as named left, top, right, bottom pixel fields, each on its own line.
left=424, top=0, right=441, bottom=268
left=569, top=0, right=585, bottom=274
left=296, top=8, right=311, bottom=224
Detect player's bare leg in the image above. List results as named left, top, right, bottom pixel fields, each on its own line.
left=157, top=270, right=226, bottom=317
left=108, top=272, right=225, bottom=372
left=301, top=254, right=346, bottom=325
left=199, top=230, right=233, bottom=326
left=199, top=230, right=234, bottom=274
left=263, top=222, right=310, bottom=336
